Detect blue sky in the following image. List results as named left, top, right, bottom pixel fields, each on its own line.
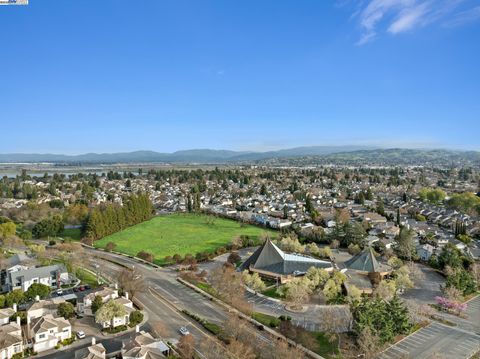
left=1, top=0, right=479, bottom=154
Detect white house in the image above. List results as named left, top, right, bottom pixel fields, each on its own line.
left=96, top=293, right=135, bottom=329
left=0, top=318, right=23, bottom=359
left=0, top=305, right=16, bottom=327
left=29, top=314, right=71, bottom=353
left=27, top=297, right=65, bottom=322
left=77, top=286, right=119, bottom=316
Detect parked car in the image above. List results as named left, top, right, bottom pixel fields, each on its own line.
left=76, top=331, right=86, bottom=339
left=73, top=287, right=80, bottom=292
left=79, top=286, right=85, bottom=291
left=56, top=289, right=63, bottom=296
left=179, top=326, right=190, bottom=336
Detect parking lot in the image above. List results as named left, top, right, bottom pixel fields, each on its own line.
left=378, top=322, right=480, bottom=359
left=245, top=290, right=352, bottom=332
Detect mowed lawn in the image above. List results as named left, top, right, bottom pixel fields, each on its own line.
left=94, top=214, right=276, bottom=265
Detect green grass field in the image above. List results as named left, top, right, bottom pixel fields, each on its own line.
left=59, top=228, right=82, bottom=241
left=94, top=213, right=275, bottom=265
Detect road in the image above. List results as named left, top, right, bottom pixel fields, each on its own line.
left=82, top=248, right=278, bottom=358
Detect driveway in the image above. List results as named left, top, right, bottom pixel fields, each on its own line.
left=401, top=264, right=444, bottom=304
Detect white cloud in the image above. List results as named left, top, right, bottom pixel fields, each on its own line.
left=388, top=2, right=430, bottom=33
left=444, top=5, right=480, bottom=27
left=353, top=0, right=480, bottom=44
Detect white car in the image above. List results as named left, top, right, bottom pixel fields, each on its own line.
left=179, top=326, right=190, bottom=336
left=56, top=289, right=63, bottom=296
left=76, top=331, right=86, bottom=339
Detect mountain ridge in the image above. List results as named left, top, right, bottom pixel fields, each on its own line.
left=0, top=146, right=478, bottom=164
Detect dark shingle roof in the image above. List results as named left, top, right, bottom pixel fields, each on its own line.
left=240, top=240, right=331, bottom=275
left=344, top=247, right=391, bottom=273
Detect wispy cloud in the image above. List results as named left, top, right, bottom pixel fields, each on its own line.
left=444, top=5, right=480, bottom=27
left=351, top=0, right=480, bottom=44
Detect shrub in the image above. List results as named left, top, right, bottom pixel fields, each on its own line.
left=227, top=252, right=241, bottom=265
left=129, top=310, right=144, bottom=326
left=105, top=242, right=117, bottom=252
left=137, top=251, right=154, bottom=262
left=57, top=302, right=76, bottom=319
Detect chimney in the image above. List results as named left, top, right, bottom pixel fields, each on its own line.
left=124, top=292, right=129, bottom=300
left=35, top=295, right=40, bottom=302
left=91, top=337, right=96, bottom=346
left=16, top=316, right=21, bottom=326
left=135, top=324, right=140, bottom=333
left=12, top=303, right=17, bottom=312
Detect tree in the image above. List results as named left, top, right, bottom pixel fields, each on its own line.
left=437, top=244, right=464, bottom=270
left=352, top=296, right=410, bottom=344
left=116, top=267, right=146, bottom=299
left=25, top=283, right=50, bottom=301
left=387, top=296, right=411, bottom=334
left=373, top=280, right=396, bottom=301
left=323, top=278, right=341, bottom=302
left=394, top=266, right=414, bottom=293
left=227, top=339, right=256, bottom=359
left=209, top=264, right=244, bottom=306
left=268, top=339, right=304, bottom=359
left=5, top=290, right=25, bottom=307
left=357, top=327, right=380, bottom=359
left=278, top=235, right=304, bottom=253
left=137, top=250, right=154, bottom=262
left=0, top=221, right=16, bottom=238
left=95, top=299, right=127, bottom=327
left=57, top=302, right=75, bottom=319
left=376, top=196, right=385, bottom=216
left=279, top=278, right=312, bottom=309
left=394, top=227, right=416, bottom=261
left=178, top=334, right=195, bottom=359
left=305, top=194, right=313, bottom=213
left=347, top=285, right=362, bottom=302
left=227, top=251, right=241, bottom=265
left=242, top=271, right=266, bottom=292
left=105, top=242, right=117, bottom=252
left=91, top=295, right=104, bottom=314
left=129, top=310, right=144, bottom=326
left=305, top=267, right=330, bottom=289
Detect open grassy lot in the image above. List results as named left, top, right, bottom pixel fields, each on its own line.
left=94, top=213, right=275, bottom=265
left=59, top=228, right=82, bottom=241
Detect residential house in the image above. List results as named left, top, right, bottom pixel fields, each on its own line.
left=96, top=293, right=135, bottom=329
left=0, top=318, right=23, bottom=359
left=75, top=338, right=106, bottom=359
left=77, top=286, right=119, bottom=316
left=28, top=314, right=71, bottom=353
left=417, top=244, right=435, bottom=261
left=122, top=330, right=170, bottom=359
left=0, top=305, right=16, bottom=327
left=6, top=264, right=68, bottom=292
left=26, top=297, right=65, bottom=322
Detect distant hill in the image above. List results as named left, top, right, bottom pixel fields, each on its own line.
left=0, top=147, right=478, bottom=165
left=0, top=146, right=374, bottom=164
left=261, top=148, right=480, bottom=166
